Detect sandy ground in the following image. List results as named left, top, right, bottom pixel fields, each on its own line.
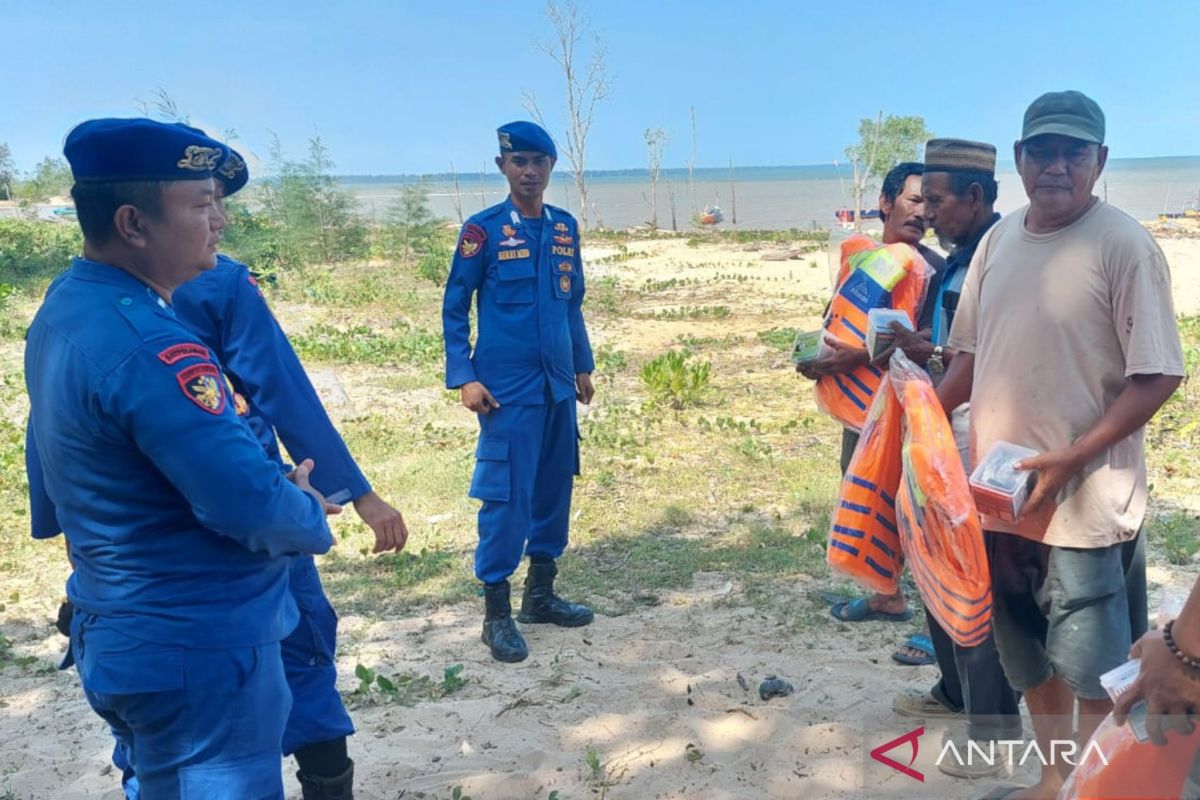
left=2, top=230, right=1199, bottom=799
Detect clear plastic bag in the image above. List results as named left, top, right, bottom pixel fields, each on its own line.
left=1058, top=712, right=1199, bottom=799
left=890, top=350, right=992, bottom=647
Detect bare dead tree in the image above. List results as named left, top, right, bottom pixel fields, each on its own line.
left=666, top=179, right=678, bottom=232
left=523, top=0, right=611, bottom=230
left=644, top=127, right=669, bottom=230
left=449, top=161, right=464, bottom=224
left=728, top=156, right=738, bottom=226
left=688, top=106, right=698, bottom=216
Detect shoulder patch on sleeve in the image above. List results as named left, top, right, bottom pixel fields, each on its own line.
left=176, top=363, right=226, bottom=415
left=459, top=223, right=487, bottom=258
left=157, top=343, right=210, bottom=365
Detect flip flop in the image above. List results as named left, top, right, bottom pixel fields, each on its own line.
left=830, top=597, right=913, bottom=623
left=973, top=785, right=1026, bottom=800
left=892, top=632, right=937, bottom=666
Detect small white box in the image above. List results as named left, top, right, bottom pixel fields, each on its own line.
left=1099, top=659, right=1150, bottom=742
left=969, top=441, right=1038, bottom=522
left=865, top=308, right=913, bottom=360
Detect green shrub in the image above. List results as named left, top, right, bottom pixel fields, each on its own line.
left=0, top=219, right=80, bottom=290
left=640, top=351, right=711, bottom=409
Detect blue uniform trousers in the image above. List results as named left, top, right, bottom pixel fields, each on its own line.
left=72, top=614, right=291, bottom=800
left=280, top=555, right=355, bottom=756
left=104, top=557, right=353, bottom=798
left=471, top=389, right=579, bottom=584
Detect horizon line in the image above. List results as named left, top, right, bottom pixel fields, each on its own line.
left=333, top=153, right=1200, bottom=181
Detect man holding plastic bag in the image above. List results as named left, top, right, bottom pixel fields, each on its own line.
left=937, top=91, right=1186, bottom=800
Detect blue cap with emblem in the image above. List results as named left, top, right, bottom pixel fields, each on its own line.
left=497, top=121, right=557, bottom=159
left=172, top=123, right=249, bottom=196
left=64, top=118, right=230, bottom=184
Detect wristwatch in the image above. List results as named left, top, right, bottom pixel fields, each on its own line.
left=928, top=346, right=945, bottom=374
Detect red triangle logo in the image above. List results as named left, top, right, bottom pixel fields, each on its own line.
left=870, top=726, right=925, bottom=782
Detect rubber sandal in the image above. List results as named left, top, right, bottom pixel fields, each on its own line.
left=892, top=632, right=937, bottom=665
left=830, top=597, right=913, bottom=623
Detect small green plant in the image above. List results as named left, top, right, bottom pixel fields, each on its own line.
left=428, top=787, right=472, bottom=800
left=594, top=343, right=628, bottom=373
left=585, top=747, right=602, bottom=780
left=441, top=663, right=466, bottom=695
left=1155, top=513, right=1200, bottom=565
left=640, top=351, right=711, bottom=409
left=351, top=662, right=467, bottom=705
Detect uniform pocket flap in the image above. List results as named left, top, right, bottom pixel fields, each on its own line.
left=497, top=261, right=536, bottom=281
left=475, top=437, right=509, bottom=462
left=81, top=647, right=185, bottom=695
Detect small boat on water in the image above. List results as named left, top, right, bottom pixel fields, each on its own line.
left=698, top=205, right=724, bottom=225
left=834, top=208, right=881, bottom=223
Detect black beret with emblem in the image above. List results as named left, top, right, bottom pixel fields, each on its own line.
left=64, top=118, right=230, bottom=183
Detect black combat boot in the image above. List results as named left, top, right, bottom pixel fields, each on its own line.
left=297, top=759, right=354, bottom=800
left=517, top=558, right=594, bottom=627
left=482, top=580, right=528, bottom=663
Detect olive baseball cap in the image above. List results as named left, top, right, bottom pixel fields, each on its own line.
left=1021, top=90, right=1105, bottom=144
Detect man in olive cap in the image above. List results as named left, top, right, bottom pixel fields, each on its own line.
left=938, top=92, right=1185, bottom=799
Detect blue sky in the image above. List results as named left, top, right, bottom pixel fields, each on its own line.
left=3, top=0, right=1198, bottom=175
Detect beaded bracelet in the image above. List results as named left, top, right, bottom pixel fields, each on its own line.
left=1163, top=619, right=1200, bottom=679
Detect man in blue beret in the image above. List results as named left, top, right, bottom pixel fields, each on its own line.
left=442, top=120, right=596, bottom=662
left=24, top=117, right=335, bottom=799
left=28, top=137, right=399, bottom=799
left=175, top=145, right=406, bottom=799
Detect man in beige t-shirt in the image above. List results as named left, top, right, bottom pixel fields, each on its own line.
left=940, top=91, right=1185, bottom=800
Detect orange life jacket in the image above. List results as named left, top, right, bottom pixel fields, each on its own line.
left=893, top=359, right=991, bottom=647
left=815, top=236, right=931, bottom=432
left=827, top=373, right=904, bottom=595
left=827, top=352, right=992, bottom=647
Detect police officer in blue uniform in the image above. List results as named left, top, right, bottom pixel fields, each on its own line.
left=27, top=139, right=405, bottom=799
left=24, top=118, right=335, bottom=799
left=176, top=144, right=407, bottom=799
left=443, top=121, right=596, bottom=663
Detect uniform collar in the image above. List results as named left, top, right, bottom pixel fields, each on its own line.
left=71, top=257, right=170, bottom=307
left=502, top=196, right=555, bottom=224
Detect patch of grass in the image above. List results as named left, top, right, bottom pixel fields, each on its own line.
left=290, top=322, right=442, bottom=366
left=640, top=351, right=711, bottom=409
left=639, top=305, right=731, bottom=321
left=586, top=275, right=622, bottom=314
left=757, top=326, right=800, bottom=352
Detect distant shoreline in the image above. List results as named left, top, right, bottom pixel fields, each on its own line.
left=335, top=155, right=1200, bottom=185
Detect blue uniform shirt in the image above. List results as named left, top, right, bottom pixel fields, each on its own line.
left=24, top=257, right=333, bottom=649
left=173, top=255, right=371, bottom=505
left=443, top=198, right=594, bottom=406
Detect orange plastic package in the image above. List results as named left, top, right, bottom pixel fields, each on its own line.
left=814, top=235, right=932, bottom=432
left=827, top=373, right=904, bottom=595
left=890, top=351, right=991, bottom=647
left=1058, top=713, right=1200, bottom=800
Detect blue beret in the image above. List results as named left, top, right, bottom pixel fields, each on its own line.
left=64, top=118, right=229, bottom=184
left=172, top=123, right=249, bottom=196
left=215, top=147, right=249, bottom=196
left=498, top=121, right=557, bottom=159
